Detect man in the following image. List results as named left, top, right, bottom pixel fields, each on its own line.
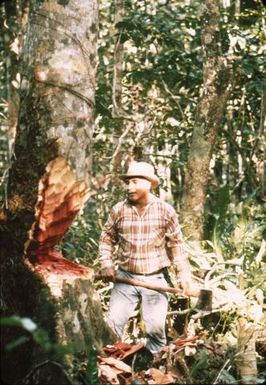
left=98, top=161, right=194, bottom=358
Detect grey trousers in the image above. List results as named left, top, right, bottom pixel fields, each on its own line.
left=107, top=268, right=169, bottom=354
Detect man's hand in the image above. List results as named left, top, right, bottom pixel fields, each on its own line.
left=173, top=262, right=200, bottom=297
left=174, top=267, right=200, bottom=297
left=101, top=267, right=116, bottom=283
left=179, top=279, right=200, bottom=297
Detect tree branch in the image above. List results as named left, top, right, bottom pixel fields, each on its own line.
left=35, top=78, right=95, bottom=108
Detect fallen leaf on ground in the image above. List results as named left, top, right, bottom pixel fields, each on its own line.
left=103, top=341, right=144, bottom=360
left=103, top=342, right=132, bottom=354
left=120, top=342, right=144, bottom=360
left=99, top=356, right=132, bottom=373
left=99, top=364, right=120, bottom=385
left=146, top=368, right=175, bottom=384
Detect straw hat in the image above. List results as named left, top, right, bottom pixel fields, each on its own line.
left=120, top=161, right=159, bottom=188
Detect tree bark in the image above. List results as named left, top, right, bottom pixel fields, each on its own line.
left=181, top=0, right=232, bottom=241
left=0, top=1, right=28, bottom=190
left=258, top=83, right=265, bottom=201
left=3, top=0, right=23, bottom=153
left=0, top=1, right=114, bottom=384
left=111, top=0, right=126, bottom=174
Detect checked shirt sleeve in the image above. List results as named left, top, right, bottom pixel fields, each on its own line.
left=98, top=207, right=119, bottom=270
left=165, top=205, right=191, bottom=280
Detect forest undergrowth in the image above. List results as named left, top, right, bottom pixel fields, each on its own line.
left=1, top=199, right=265, bottom=385
left=64, top=197, right=266, bottom=385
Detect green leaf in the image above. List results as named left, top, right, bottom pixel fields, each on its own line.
left=5, top=335, right=31, bottom=352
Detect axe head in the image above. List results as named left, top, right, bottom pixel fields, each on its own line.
left=195, top=289, right=212, bottom=312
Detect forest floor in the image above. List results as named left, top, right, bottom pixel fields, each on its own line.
left=95, top=332, right=266, bottom=385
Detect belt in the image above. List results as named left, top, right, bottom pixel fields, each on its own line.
left=119, top=267, right=166, bottom=276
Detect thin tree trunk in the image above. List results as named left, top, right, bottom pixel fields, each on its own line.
left=236, top=318, right=257, bottom=384
left=0, top=1, right=28, bottom=194
left=3, top=0, right=22, bottom=154
left=258, top=83, right=265, bottom=201
left=111, top=0, right=125, bottom=173
left=181, top=0, right=232, bottom=240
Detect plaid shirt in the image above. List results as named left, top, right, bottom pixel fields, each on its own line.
left=98, top=195, right=188, bottom=274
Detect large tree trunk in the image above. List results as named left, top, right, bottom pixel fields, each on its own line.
left=181, top=0, right=232, bottom=241
left=0, top=1, right=114, bottom=384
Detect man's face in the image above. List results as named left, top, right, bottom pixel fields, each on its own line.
left=124, top=177, right=151, bottom=203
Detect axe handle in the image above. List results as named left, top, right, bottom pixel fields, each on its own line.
left=95, top=274, right=183, bottom=295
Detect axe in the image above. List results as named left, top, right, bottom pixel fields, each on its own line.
left=95, top=273, right=212, bottom=312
